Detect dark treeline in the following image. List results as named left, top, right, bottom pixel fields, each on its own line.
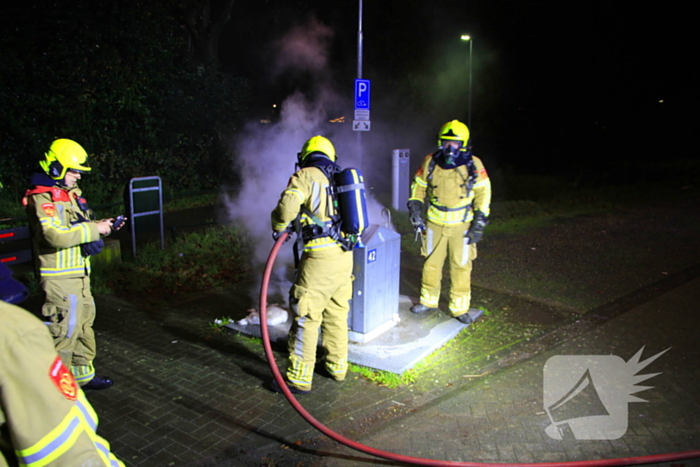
left=0, top=1, right=249, bottom=206
left=2, top=1, right=696, bottom=210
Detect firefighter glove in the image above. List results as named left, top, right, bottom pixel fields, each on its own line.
left=272, top=228, right=292, bottom=243
left=71, top=215, right=104, bottom=256
left=407, top=200, right=425, bottom=230
left=81, top=238, right=105, bottom=256
left=465, top=210, right=488, bottom=244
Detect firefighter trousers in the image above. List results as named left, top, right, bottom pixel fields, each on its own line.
left=287, top=246, right=353, bottom=391
left=419, top=221, right=478, bottom=316
left=41, top=276, right=97, bottom=385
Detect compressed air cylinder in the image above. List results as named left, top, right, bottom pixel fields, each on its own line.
left=335, top=167, right=369, bottom=236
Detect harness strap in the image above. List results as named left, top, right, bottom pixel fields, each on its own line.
left=336, top=183, right=363, bottom=193
left=427, top=156, right=478, bottom=222
left=300, top=205, right=327, bottom=228
left=430, top=203, right=472, bottom=212
left=293, top=215, right=303, bottom=270
left=296, top=206, right=352, bottom=251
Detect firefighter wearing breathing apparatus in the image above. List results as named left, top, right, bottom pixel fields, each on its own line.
left=407, top=120, right=491, bottom=323
left=0, top=262, right=125, bottom=467
left=270, top=136, right=355, bottom=394
left=23, top=139, right=122, bottom=391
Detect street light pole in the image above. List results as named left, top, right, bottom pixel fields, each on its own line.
left=357, top=0, right=363, bottom=80
left=357, top=0, right=364, bottom=173
left=460, top=35, right=473, bottom=130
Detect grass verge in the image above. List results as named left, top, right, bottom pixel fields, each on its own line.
left=90, top=224, right=252, bottom=296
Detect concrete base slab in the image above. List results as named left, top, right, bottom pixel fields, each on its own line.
left=348, top=312, right=400, bottom=344
left=348, top=298, right=484, bottom=374
left=225, top=296, right=484, bottom=375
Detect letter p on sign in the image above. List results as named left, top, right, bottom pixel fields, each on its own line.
left=355, top=79, right=371, bottom=110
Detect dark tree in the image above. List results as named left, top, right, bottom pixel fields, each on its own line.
left=177, top=0, right=236, bottom=71
left=0, top=1, right=250, bottom=207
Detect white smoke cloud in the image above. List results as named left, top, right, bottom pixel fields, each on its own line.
left=224, top=16, right=401, bottom=308
left=225, top=91, right=327, bottom=265
left=271, top=16, right=334, bottom=77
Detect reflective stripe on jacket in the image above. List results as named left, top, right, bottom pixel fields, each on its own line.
left=1, top=301, right=124, bottom=467
left=24, top=187, right=100, bottom=279
left=15, top=392, right=122, bottom=467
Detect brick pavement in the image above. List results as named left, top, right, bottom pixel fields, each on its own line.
left=88, top=293, right=412, bottom=466
left=309, top=277, right=700, bottom=467
left=85, top=275, right=700, bottom=467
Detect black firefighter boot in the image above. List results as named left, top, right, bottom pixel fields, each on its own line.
left=410, top=303, right=437, bottom=314
left=82, top=375, right=114, bottom=390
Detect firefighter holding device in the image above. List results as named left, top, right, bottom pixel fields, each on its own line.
left=23, top=139, right=126, bottom=390
left=408, top=120, right=491, bottom=323
left=269, top=135, right=355, bottom=394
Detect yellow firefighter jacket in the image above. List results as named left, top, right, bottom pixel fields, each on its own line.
left=272, top=165, right=344, bottom=253
left=0, top=301, right=124, bottom=467
left=409, top=153, right=491, bottom=226
left=23, top=185, right=101, bottom=279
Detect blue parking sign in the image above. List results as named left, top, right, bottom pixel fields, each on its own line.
left=355, top=79, right=370, bottom=110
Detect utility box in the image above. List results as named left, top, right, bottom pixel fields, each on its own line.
left=348, top=223, right=401, bottom=343
left=391, top=149, right=410, bottom=212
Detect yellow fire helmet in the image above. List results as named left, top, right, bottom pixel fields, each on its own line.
left=40, top=139, right=91, bottom=180
left=299, top=135, right=337, bottom=163
left=437, top=120, right=470, bottom=152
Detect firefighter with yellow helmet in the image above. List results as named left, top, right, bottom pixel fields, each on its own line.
left=269, top=135, right=354, bottom=394
left=0, top=261, right=125, bottom=466
left=408, top=120, right=492, bottom=322
left=23, top=139, right=124, bottom=390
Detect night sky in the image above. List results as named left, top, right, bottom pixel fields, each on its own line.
left=221, top=0, right=695, bottom=172
left=2, top=1, right=694, bottom=181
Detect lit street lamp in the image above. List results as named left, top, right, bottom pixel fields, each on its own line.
left=460, top=34, right=473, bottom=129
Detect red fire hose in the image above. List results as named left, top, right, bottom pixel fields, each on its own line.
left=259, top=232, right=700, bottom=466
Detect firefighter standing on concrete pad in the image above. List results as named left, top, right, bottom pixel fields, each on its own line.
left=270, top=136, right=354, bottom=394
left=23, top=139, right=124, bottom=390
left=0, top=262, right=125, bottom=467
left=407, top=120, right=491, bottom=323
